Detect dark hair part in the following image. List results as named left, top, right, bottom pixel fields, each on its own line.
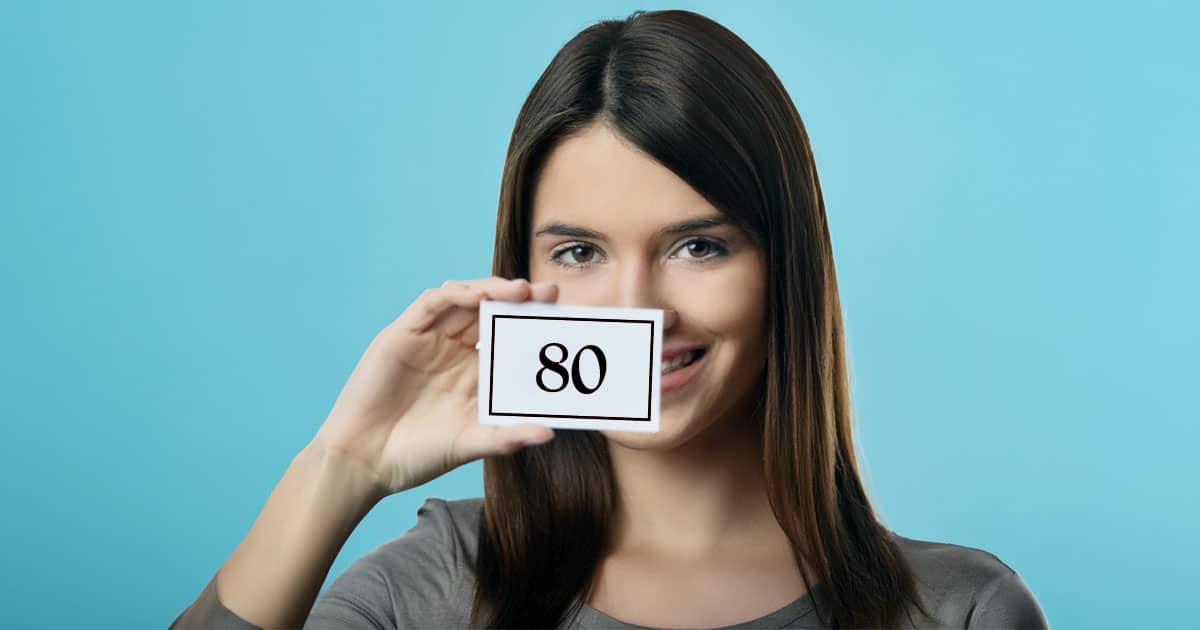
left=471, top=9, right=931, bottom=628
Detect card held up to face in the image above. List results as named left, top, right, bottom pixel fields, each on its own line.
left=477, top=300, right=662, bottom=432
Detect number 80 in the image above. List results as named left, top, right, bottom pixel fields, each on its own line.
left=536, top=342, right=608, bottom=395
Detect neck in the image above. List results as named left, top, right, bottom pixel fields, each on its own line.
left=606, top=410, right=785, bottom=559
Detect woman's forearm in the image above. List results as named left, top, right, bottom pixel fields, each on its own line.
left=214, top=441, right=386, bottom=629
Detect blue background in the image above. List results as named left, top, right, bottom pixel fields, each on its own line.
left=2, top=1, right=1196, bottom=627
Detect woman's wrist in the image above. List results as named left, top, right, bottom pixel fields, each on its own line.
left=298, top=437, right=391, bottom=509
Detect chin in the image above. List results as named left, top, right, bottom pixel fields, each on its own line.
left=600, top=405, right=721, bottom=451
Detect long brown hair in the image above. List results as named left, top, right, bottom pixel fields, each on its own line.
left=471, top=9, right=931, bottom=628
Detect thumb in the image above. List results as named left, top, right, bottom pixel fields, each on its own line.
left=452, top=423, right=556, bottom=463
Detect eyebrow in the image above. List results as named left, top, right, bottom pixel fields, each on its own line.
left=533, top=214, right=730, bottom=240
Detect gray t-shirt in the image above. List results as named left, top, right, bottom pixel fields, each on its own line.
left=170, top=496, right=1048, bottom=629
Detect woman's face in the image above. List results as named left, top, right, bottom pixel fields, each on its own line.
left=528, top=123, right=767, bottom=450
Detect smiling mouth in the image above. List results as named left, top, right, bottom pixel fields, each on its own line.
left=661, top=348, right=706, bottom=374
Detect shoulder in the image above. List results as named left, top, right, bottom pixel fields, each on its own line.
left=363, top=496, right=485, bottom=576
left=303, top=496, right=485, bottom=630
left=439, top=495, right=486, bottom=562
left=888, top=531, right=1049, bottom=629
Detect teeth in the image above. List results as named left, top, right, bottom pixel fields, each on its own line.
left=662, top=349, right=701, bottom=374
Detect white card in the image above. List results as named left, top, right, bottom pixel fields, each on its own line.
left=477, top=300, right=662, bottom=432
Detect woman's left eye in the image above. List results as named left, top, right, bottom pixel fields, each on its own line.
left=672, top=237, right=728, bottom=261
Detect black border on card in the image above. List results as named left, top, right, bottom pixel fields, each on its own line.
left=489, top=314, right=654, bottom=421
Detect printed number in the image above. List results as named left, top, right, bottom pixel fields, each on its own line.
left=572, top=345, right=607, bottom=394
left=535, top=343, right=570, bottom=393
left=536, top=342, right=607, bottom=394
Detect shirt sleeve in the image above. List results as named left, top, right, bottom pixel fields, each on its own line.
left=966, top=570, right=1049, bottom=630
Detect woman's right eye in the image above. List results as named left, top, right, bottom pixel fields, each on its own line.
left=550, top=242, right=602, bottom=268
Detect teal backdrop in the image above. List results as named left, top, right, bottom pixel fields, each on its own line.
left=2, top=1, right=1196, bottom=627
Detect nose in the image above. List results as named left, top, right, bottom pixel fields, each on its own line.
left=613, top=263, right=679, bottom=331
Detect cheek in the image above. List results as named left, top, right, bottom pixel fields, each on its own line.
left=528, top=258, right=551, bottom=284
left=671, top=261, right=765, bottom=341
left=532, top=267, right=610, bottom=306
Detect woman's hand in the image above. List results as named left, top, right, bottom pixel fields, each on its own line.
left=309, top=276, right=558, bottom=498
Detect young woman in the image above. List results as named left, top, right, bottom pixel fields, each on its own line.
left=172, top=9, right=1047, bottom=629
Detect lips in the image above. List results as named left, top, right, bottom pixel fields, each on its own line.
left=662, top=344, right=705, bottom=361
left=660, top=346, right=707, bottom=394
left=661, top=348, right=705, bottom=373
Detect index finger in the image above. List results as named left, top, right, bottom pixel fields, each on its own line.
left=455, top=276, right=558, bottom=303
